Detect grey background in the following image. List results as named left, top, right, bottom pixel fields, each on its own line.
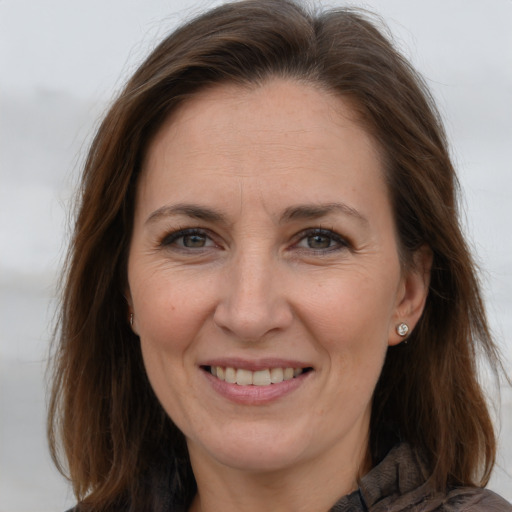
left=1, top=1, right=511, bottom=510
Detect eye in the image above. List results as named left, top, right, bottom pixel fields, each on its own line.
left=295, top=228, right=348, bottom=252
left=304, top=233, right=333, bottom=249
left=161, top=228, right=216, bottom=249
left=181, top=233, right=208, bottom=248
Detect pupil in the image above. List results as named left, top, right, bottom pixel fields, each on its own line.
left=183, top=234, right=205, bottom=247
left=308, top=234, right=330, bottom=249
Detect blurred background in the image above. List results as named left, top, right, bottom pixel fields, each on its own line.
left=1, top=0, right=511, bottom=510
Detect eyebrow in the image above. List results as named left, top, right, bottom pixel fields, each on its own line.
left=145, top=201, right=368, bottom=226
left=145, top=203, right=228, bottom=225
left=280, top=203, right=368, bottom=225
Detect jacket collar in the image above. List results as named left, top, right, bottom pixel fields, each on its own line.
left=330, top=443, right=431, bottom=511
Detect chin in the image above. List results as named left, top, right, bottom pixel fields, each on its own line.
left=188, top=422, right=313, bottom=473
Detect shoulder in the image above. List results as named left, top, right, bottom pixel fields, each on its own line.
left=356, top=442, right=511, bottom=512
left=380, top=486, right=512, bottom=512
left=368, top=485, right=512, bottom=512
left=439, top=487, right=512, bottom=511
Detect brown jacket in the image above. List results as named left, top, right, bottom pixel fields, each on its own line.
left=331, top=443, right=511, bottom=511
left=69, top=443, right=511, bottom=511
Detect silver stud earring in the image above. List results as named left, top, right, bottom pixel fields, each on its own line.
left=130, top=313, right=134, bottom=327
left=396, top=322, right=409, bottom=337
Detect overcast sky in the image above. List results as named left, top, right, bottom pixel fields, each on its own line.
left=1, top=0, right=512, bottom=351
left=1, top=0, right=512, bottom=354
left=1, top=0, right=512, bottom=98
left=1, top=2, right=511, bottom=510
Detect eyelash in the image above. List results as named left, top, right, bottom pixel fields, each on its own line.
left=293, top=228, right=350, bottom=254
left=159, top=227, right=350, bottom=254
left=160, top=228, right=216, bottom=250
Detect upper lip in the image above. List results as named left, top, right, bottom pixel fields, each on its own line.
left=200, top=357, right=313, bottom=372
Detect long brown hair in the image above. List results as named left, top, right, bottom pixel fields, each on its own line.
left=48, top=0, right=502, bottom=509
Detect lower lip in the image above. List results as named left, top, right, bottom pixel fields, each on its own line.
left=202, top=369, right=311, bottom=405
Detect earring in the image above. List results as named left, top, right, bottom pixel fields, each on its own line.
left=396, top=322, right=409, bottom=337
left=130, top=313, right=134, bottom=327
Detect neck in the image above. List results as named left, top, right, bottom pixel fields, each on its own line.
left=187, top=431, right=370, bottom=512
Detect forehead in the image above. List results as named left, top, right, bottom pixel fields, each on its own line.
left=146, top=79, right=376, bottom=162
left=138, top=79, right=388, bottom=221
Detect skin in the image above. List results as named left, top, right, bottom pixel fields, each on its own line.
left=127, top=79, right=431, bottom=512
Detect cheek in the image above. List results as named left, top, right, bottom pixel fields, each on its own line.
left=299, top=268, right=398, bottom=341
left=295, top=267, right=398, bottom=383
left=131, top=270, right=215, bottom=423
left=130, top=268, right=216, bottom=357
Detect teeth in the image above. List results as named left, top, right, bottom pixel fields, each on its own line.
left=236, top=369, right=253, bottom=385
left=253, top=369, right=271, bottom=386
left=225, top=367, right=236, bottom=384
left=283, top=368, right=294, bottom=381
left=209, top=366, right=306, bottom=386
left=270, top=367, right=284, bottom=383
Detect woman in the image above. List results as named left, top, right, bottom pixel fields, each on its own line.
left=47, top=0, right=511, bottom=510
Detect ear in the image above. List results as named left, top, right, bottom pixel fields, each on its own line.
left=124, top=288, right=138, bottom=335
left=388, top=245, right=432, bottom=346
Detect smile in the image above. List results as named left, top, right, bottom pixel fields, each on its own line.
left=206, top=366, right=309, bottom=386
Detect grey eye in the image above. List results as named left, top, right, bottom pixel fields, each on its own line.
left=295, top=229, right=349, bottom=253
left=182, top=233, right=207, bottom=248
left=161, top=228, right=216, bottom=249
left=307, top=234, right=332, bottom=249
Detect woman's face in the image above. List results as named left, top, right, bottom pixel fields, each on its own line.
left=127, top=79, right=428, bottom=479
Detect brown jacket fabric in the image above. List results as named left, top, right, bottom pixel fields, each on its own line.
left=68, top=443, right=511, bottom=511
left=332, top=443, right=512, bottom=511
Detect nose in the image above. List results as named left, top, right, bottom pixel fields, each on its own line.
left=213, top=250, right=293, bottom=341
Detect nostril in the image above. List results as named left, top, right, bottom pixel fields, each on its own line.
left=212, top=287, right=294, bottom=341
